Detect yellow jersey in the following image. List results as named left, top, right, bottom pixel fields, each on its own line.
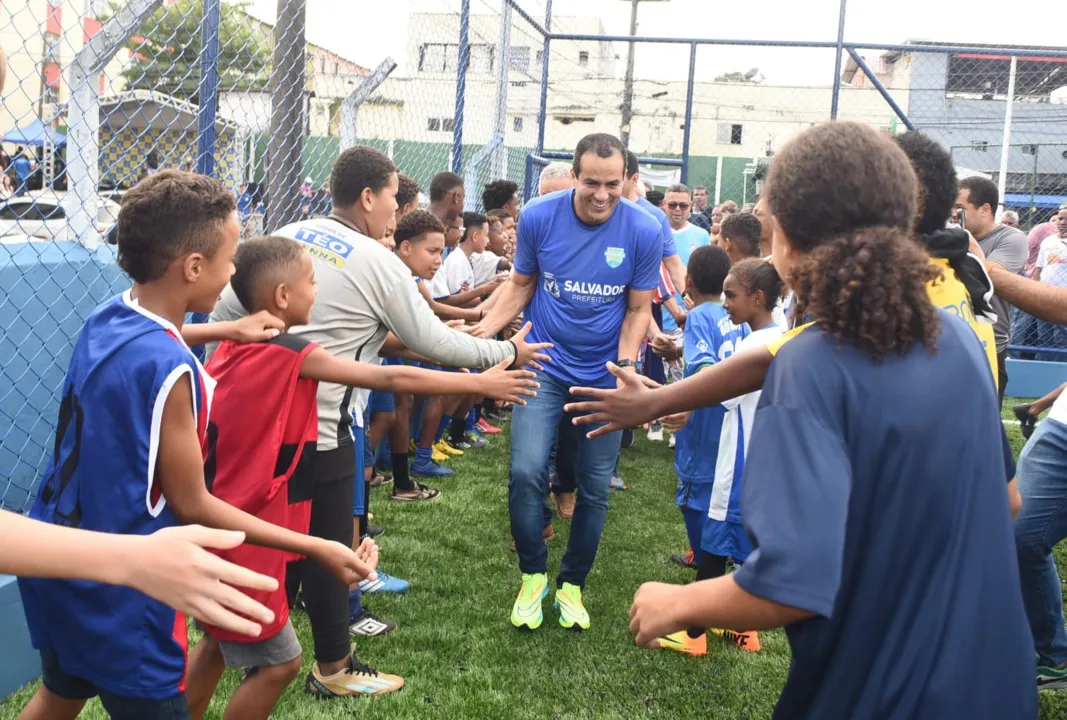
left=766, top=258, right=999, bottom=389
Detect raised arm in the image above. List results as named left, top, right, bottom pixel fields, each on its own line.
left=988, top=262, right=1067, bottom=326
left=157, top=374, right=375, bottom=587
left=380, top=276, right=549, bottom=370
left=181, top=311, right=284, bottom=347
left=300, top=348, right=537, bottom=404
left=470, top=271, right=536, bottom=338
left=417, top=280, right=481, bottom=322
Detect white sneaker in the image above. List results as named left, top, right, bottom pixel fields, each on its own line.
left=648, top=423, right=664, bottom=442
left=668, top=432, right=675, bottom=448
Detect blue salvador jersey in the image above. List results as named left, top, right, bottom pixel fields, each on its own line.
left=514, top=190, right=662, bottom=388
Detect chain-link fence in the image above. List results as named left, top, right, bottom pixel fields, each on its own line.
left=2, top=0, right=1066, bottom=511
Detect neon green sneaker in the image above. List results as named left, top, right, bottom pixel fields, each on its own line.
left=510, top=573, right=549, bottom=630
left=554, top=582, right=590, bottom=631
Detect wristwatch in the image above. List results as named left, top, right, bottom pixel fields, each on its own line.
left=615, top=359, right=638, bottom=370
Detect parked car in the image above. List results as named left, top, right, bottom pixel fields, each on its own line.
left=0, top=191, right=120, bottom=241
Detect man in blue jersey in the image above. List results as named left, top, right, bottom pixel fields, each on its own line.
left=661, top=184, right=710, bottom=335
left=473, top=133, right=661, bottom=631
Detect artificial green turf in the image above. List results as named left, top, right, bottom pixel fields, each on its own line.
left=3, top=399, right=1067, bottom=719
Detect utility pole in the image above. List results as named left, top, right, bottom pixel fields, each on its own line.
left=618, top=0, right=667, bottom=150
left=267, top=0, right=307, bottom=230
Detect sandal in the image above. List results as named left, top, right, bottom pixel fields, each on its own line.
left=370, top=472, right=391, bottom=488
left=390, top=482, right=441, bottom=502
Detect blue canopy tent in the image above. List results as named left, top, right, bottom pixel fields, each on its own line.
left=1004, top=193, right=1067, bottom=210
left=2, top=119, right=66, bottom=147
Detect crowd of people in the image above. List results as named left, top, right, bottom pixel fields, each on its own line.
left=7, top=81, right=1067, bottom=719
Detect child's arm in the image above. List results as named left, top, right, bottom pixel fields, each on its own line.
left=300, top=349, right=538, bottom=404
left=181, top=311, right=284, bottom=347
left=435, top=277, right=504, bottom=308
left=628, top=575, right=814, bottom=647
left=416, top=281, right=482, bottom=322
left=564, top=348, right=773, bottom=438
left=157, top=375, right=376, bottom=586
left=0, top=510, right=277, bottom=638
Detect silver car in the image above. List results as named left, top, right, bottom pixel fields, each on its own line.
left=0, top=191, right=120, bottom=241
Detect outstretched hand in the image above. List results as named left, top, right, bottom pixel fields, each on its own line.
left=132, top=526, right=280, bottom=638
left=564, top=362, right=663, bottom=438
left=510, top=322, right=552, bottom=371
left=482, top=358, right=539, bottom=405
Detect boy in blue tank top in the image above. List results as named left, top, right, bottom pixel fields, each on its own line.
left=17, top=171, right=376, bottom=720
left=665, top=245, right=747, bottom=574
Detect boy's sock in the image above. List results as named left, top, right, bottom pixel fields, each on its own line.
left=687, top=552, right=728, bottom=639
left=415, top=446, right=433, bottom=465
left=358, top=513, right=368, bottom=539
left=449, top=416, right=467, bottom=446
left=466, top=408, right=478, bottom=432
left=392, top=453, right=413, bottom=491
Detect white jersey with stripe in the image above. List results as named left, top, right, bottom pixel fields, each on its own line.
left=709, top=324, right=785, bottom=522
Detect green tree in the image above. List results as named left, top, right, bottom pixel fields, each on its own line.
left=118, top=0, right=271, bottom=100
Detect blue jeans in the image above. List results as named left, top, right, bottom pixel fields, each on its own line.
left=509, top=371, right=621, bottom=587
left=1015, top=417, right=1067, bottom=665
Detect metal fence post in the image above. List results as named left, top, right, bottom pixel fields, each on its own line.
left=680, top=42, right=696, bottom=184
left=830, top=0, right=847, bottom=120
left=535, top=0, right=553, bottom=158
left=492, top=0, right=513, bottom=181
left=451, top=0, right=471, bottom=175
left=62, top=0, right=163, bottom=248
left=996, top=56, right=1018, bottom=217
left=266, top=0, right=307, bottom=230
left=339, top=59, right=398, bottom=151
left=195, top=0, right=221, bottom=177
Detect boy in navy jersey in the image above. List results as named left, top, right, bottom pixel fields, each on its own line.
left=185, top=236, right=537, bottom=716
left=662, top=246, right=747, bottom=575
left=17, top=172, right=376, bottom=720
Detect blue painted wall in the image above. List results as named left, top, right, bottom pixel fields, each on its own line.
left=0, top=242, right=129, bottom=512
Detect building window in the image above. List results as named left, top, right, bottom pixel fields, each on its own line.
left=971, top=141, right=990, bottom=152
left=717, top=122, right=744, bottom=145
left=513, top=116, right=524, bottom=132
left=469, top=44, right=494, bottom=74
left=419, top=43, right=446, bottom=72
left=428, top=117, right=455, bottom=132
left=578, top=51, right=589, bottom=67
left=509, top=47, right=531, bottom=73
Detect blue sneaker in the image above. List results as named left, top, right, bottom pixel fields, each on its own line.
left=411, top=458, right=453, bottom=477
left=358, top=571, right=410, bottom=595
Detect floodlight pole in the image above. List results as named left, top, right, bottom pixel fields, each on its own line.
left=619, top=0, right=640, bottom=149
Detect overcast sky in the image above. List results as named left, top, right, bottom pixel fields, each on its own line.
left=245, top=0, right=1064, bottom=86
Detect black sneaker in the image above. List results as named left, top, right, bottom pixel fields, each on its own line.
left=451, top=436, right=474, bottom=450
left=486, top=409, right=506, bottom=422
left=621, top=428, right=635, bottom=449
left=349, top=608, right=398, bottom=637
left=365, top=525, right=385, bottom=540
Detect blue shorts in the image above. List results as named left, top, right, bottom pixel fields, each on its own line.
left=676, top=477, right=713, bottom=513
left=39, top=648, right=190, bottom=720
left=700, top=518, right=753, bottom=563
left=369, top=390, right=395, bottom=414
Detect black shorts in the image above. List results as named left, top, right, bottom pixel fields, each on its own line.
left=40, top=648, right=190, bottom=720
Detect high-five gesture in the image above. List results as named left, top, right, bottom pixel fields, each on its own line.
left=509, top=321, right=552, bottom=371
left=482, top=358, right=540, bottom=405
left=565, top=362, right=662, bottom=438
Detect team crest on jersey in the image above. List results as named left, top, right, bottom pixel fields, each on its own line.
left=543, top=272, right=561, bottom=299
left=292, top=226, right=353, bottom=268
left=696, top=339, right=709, bottom=353
left=604, top=247, right=626, bottom=268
